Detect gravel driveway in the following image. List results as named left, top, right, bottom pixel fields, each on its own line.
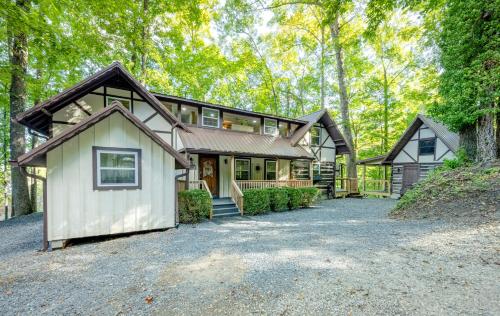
left=1, top=198, right=499, bottom=315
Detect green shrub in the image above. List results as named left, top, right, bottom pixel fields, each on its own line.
left=442, top=148, right=470, bottom=170
left=266, top=188, right=289, bottom=212
left=286, top=187, right=302, bottom=210
left=243, top=189, right=270, bottom=215
left=298, top=187, right=319, bottom=207
left=178, top=189, right=212, bottom=224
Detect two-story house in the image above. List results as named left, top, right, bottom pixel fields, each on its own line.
left=13, top=62, right=350, bottom=249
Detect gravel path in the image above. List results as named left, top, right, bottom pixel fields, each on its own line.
left=1, top=198, right=499, bottom=315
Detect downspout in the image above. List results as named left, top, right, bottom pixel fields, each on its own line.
left=18, top=165, right=48, bottom=251
left=174, top=169, right=189, bottom=227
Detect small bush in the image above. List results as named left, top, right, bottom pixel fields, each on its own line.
left=299, top=187, right=319, bottom=207
left=178, top=189, right=212, bottom=224
left=286, top=187, right=302, bottom=210
left=243, top=189, right=270, bottom=215
left=442, top=148, right=470, bottom=170
left=266, top=188, right=289, bottom=212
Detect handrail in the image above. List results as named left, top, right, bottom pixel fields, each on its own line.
left=230, top=180, right=244, bottom=215
left=235, top=179, right=313, bottom=190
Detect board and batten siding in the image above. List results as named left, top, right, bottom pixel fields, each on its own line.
left=46, top=112, right=176, bottom=242
left=391, top=123, right=456, bottom=197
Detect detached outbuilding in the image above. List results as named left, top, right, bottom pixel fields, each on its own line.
left=383, top=114, right=459, bottom=198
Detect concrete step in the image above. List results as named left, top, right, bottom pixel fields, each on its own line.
left=212, top=211, right=240, bottom=218
left=213, top=206, right=240, bottom=215
left=213, top=202, right=237, bottom=209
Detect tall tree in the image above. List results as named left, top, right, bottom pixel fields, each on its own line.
left=430, top=0, right=499, bottom=162
left=8, top=0, right=31, bottom=216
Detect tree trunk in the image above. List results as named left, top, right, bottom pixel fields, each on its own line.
left=459, top=124, right=477, bottom=161
left=476, top=113, right=496, bottom=163
left=9, top=0, right=31, bottom=216
left=330, top=16, right=357, bottom=179
left=320, top=24, right=326, bottom=109
left=382, top=64, right=390, bottom=181
left=496, top=110, right=500, bottom=159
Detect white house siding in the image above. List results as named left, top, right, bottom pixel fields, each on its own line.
left=278, top=159, right=290, bottom=180
left=391, top=123, right=456, bottom=197
left=51, top=86, right=180, bottom=149
left=251, top=158, right=265, bottom=180
left=219, top=155, right=231, bottom=197
left=46, top=112, right=176, bottom=242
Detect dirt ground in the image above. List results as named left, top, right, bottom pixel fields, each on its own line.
left=0, top=198, right=499, bottom=315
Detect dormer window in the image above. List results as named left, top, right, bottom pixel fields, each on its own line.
left=264, top=118, right=278, bottom=136
left=202, top=108, right=219, bottom=128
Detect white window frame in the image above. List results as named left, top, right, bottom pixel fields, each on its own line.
left=235, top=158, right=251, bottom=180
left=106, top=96, right=131, bottom=110
left=93, top=147, right=141, bottom=190
left=265, top=160, right=277, bottom=180
left=310, top=126, right=321, bottom=146
left=264, top=118, right=278, bottom=136
left=202, top=107, right=220, bottom=128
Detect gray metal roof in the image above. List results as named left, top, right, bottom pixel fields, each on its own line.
left=179, top=126, right=314, bottom=159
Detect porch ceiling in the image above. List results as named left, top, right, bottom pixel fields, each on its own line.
left=178, top=126, right=314, bottom=160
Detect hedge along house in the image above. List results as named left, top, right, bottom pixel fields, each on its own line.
left=383, top=114, right=459, bottom=198
left=13, top=62, right=351, bottom=248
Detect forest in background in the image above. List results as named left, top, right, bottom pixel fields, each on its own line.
left=0, top=0, right=498, bottom=216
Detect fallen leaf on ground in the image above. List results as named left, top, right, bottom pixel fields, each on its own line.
left=145, top=296, right=153, bottom=304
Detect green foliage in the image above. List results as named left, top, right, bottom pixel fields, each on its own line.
left=265, top=188, right=289, bottom=212
left=429, top=0, right=500, bottom=132
left=285, top=187, right=302, bottom=210
left=178, top=189, right=212, bottom=224
left=298, top=187, right=320, bottom=207
left=242, top=189, right=270, bottom=215
left=442, top=148, right=471, bottom=170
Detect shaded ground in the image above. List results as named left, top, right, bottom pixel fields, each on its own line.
left=0, top=199, right=499, bottom=315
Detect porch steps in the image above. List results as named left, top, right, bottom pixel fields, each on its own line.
left=212, top=198, right=240, bottom=218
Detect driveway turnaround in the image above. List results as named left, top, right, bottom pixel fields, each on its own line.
left=0, top=198, right=498, bottom=315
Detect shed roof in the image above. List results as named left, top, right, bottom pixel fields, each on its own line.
left=383, top=114, right=459, bottom=163
left=15, top=101, right=190, bottom=168
left=178, top=126, right=314, bottom=160
left=357, top=155, right=389, bottom=165
left=15, top=62, right=189, bottom=136
left=290, top=109, right=351, bottom=155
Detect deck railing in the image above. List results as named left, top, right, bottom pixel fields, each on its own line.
left=235, top=180, right=313, bottom=190
left=230, top=180, right=244, bottom=215
left=359, top=179, right=391, bottom=197
left=335, top=177, right=359, bottom=197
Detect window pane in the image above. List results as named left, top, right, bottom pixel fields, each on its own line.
left=264, top=119, right=277, bottom=135
left=222, top=113, right=260, bottom=133
left=100, top=153, right=136, bottom=168
left=278, top=122, right=288, bottom=137
left=266, top=161, right=276, bottom=172
left=418, top=139, right=436, bottom=155
left=202, top=108, right=219, bottom=127
left=235, top=160, right=250, bottom=180
left=107, top=97, right=130, bottom=110
left=180, top=105, right=198, bottom=124
left=311, top=127, right=321, bottom=146
left=100, top=169, right=135, bottom=184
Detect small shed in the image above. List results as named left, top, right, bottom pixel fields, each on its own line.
left=14, top=102, right=189, bottom=249
left=383, top=114, right=459, bottom=198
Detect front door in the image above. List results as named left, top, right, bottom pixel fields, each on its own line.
left=402, top=164, right=419, bottom=194
left=199, top=156, right=218, bottom=197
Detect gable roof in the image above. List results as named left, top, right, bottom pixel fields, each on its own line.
left=16, top=62, right=189, bottom=136
left=290, top=109, right=351, bottom=155
left=383, top=114, right=459, bottom=163
left=14, top=101, right=190, bottom=169
left=178, top=126, right=314, bottom=160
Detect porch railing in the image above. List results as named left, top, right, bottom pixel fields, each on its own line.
left=335, top=178, right=359, bottom=197
left=359, top=179, right=391, bottom=197
left=235, top=180, right=313, bottom=190
left=230, top=180, right=244, bottom=215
